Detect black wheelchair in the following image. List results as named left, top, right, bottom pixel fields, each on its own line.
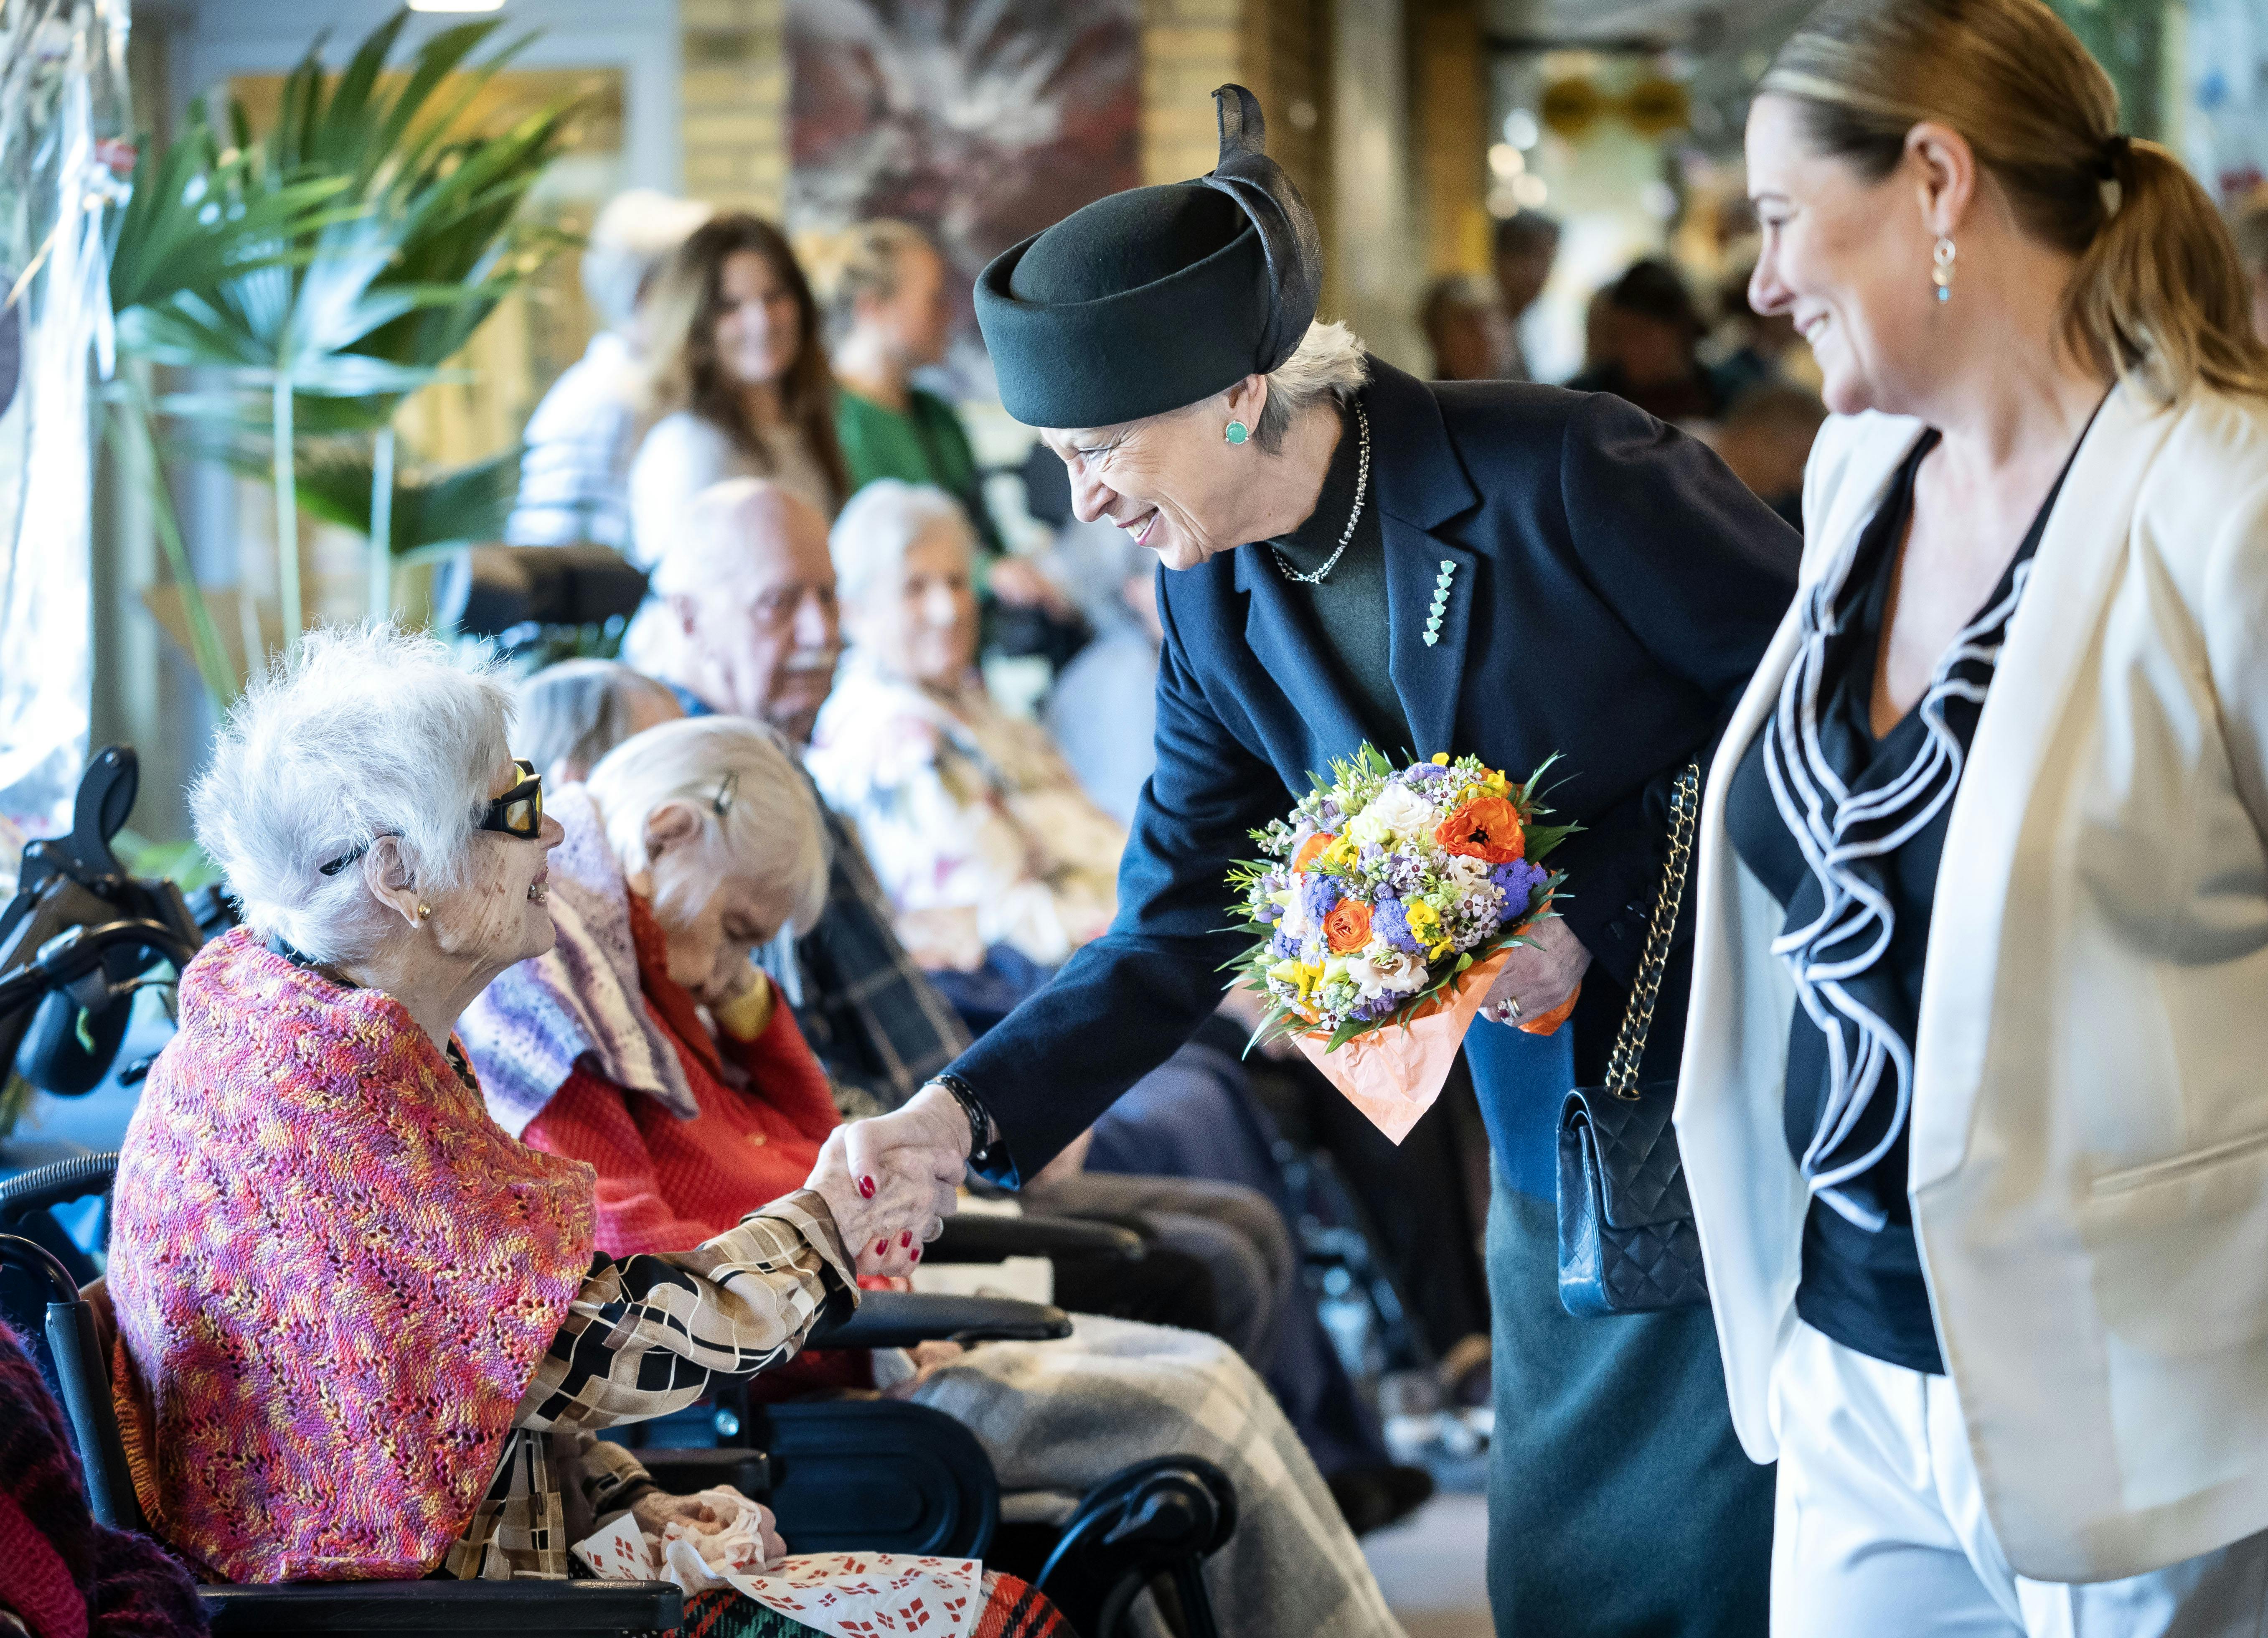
left=0, top=748, right=1234, bottom=1637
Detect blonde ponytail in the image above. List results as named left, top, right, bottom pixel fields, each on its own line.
left=793, top=219, right=936, bottom=344
left=2065, top=140, right=2268, bottom=399
left=1763, top=0, right=2268, bottom=404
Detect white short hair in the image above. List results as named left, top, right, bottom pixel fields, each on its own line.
left=583, top=716, right=831, bottom=938
left=190, top=623, right=514, bottom=963
left=1251, top=320, right=1370, bottom=453
left=830, top=480, right=973, bottom=607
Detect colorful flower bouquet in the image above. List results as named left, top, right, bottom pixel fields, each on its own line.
left=1227, top=745, right=1577, bottom=1142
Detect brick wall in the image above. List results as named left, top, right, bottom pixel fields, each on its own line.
left=1142, top=0, right=1246, bottom=186
left=681, top=0, right=790, bottom=216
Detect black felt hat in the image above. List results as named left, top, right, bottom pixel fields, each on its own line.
left=975, top=85, right=1323, bottom=430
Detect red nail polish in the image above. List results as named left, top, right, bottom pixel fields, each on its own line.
left=910, top=1248, right=922, bottom=1263
left=899, top=1231, right=912, bottom=1248
left=858, top=1176, right=876, bottom=1200
left=876, top=1239, right=889, bottom=1256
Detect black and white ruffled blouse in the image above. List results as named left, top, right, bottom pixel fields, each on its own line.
left=1726, top=427, right=2078, bottom=1374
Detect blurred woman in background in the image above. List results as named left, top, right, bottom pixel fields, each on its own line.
left=808, top=480, right=1121, bottom=999
left=802, top=220, right=997, bottom=543
left=801, top=219, right=1080, bottom=657
left=1570, top=258, right=1741, bottom=424
left=628, top=215, right=848, bottom=564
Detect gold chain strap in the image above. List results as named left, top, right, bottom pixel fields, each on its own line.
left=1605, top=761, right=1702, bottom=1101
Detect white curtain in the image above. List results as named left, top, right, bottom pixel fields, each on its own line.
left=0, top=0, right=131, bottom=838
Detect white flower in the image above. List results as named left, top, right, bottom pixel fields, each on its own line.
left=1281, top=891, right=1311, bottom=940
left=1440, top=854, right=1491, bottom=891
left=1348, top=946, right=1427, bottom=998
left=1354, top=783, right=1435, bottom=845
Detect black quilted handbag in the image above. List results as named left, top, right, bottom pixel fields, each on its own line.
left=1557, top=762, right=1709, bottom=1318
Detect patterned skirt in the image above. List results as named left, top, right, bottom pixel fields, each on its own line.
left=682, top=1571, right=1070, bottom=1638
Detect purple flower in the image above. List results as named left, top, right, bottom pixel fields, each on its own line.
left=1298, top=872, right=1341, bottom=924
left=1371, top=895, right=1424, bottom=955
left=1490, top=858, right=1549, bottom=916
left=1402, top=761, right=1449, bottom=783
left=1269, top=930, right=1301, bottom=961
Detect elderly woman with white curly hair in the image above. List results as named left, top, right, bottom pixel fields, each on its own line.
left=103, top=625, right=980, bottom=1604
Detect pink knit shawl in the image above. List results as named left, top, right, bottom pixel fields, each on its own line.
left=109, top=929, right=597, bottom=1582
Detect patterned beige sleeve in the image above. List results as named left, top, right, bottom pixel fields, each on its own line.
left=577, top=1429, right=655, bottom=1518
left=514, top=1190, right=857, bottom=1431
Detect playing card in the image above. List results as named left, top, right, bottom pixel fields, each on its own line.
left=724, top=1552, right=983, bottom=1638
left=571, top=1512, right=658, bottom=1580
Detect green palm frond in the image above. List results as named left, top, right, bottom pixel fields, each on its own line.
left=104, top=5, right=581, bottom=681
left=248, top=439, right=521, bottom=554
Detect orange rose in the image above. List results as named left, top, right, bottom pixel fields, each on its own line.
left=1293, top=831, right=1337, bottom=872
left=1323, top=898, right=1373, bottom=954
left=1435, top=795, right=1526, bottom=864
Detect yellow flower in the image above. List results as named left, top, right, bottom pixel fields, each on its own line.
left=1404, top=901, right=1443, bottom=945
left=1317, top=836, right=1361, bottom=873
left=1431, top=753, right=1451, bottom=766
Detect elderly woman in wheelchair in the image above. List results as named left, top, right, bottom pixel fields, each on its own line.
left=102, top=627, right=1065, bottom=1627
left=453, top=710, right=1408, bottom=1638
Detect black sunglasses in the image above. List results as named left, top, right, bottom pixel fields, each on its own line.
left=318, top=761, right=545, bottom=878
left=479, top=759, right=546, bottom=840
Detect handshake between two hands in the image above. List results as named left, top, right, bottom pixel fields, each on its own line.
left=802, top=1085, right=974, bottom=1278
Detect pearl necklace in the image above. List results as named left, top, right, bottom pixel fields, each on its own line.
left=1269, top=402, right=1371, bottom=585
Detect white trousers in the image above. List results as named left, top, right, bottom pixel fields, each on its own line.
left=1769, top=1320, right=2268, bottom=1637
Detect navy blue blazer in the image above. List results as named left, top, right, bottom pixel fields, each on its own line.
left=953, top=359, right=1799, bottom=1183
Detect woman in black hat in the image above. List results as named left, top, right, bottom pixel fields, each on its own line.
left=851, top=86, right=1800, bottom=1636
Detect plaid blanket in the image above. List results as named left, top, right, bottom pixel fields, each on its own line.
left=908, top=1317, right=1406, bottom=1638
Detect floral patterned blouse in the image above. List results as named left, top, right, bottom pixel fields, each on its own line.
left=806, top=651, right=1126, bottom=967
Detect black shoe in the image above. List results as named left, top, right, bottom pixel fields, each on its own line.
left=1326, top=1461, right=1435, bottom=1536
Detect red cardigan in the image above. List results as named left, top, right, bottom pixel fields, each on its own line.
left=523, top=894, right=869, bottom=1394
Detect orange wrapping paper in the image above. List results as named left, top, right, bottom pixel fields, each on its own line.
left=1292, top=951, right=1578, bottom=1144
left=1292, top=949, right=1506, bottom=1145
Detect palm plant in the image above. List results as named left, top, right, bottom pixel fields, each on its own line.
left=107, top=9, right=581, bottom=699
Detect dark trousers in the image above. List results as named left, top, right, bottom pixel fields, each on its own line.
left=1485, top=1162, right=1771, bottom=1635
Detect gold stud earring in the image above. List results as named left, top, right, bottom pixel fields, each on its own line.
left=417, top=903, right=433, bottom=922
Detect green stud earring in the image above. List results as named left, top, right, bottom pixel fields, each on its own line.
left=1224, top=420, right=1250, bottom=446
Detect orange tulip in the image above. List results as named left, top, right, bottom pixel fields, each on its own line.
left=1435, top=795, right=1525, bottom=864
left=1293, top=831, right=1337, bottom=872
left=1323, top=899, right=1373, bottom=954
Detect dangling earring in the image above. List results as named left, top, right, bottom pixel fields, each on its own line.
left=1931, top=236, right=1956, bottom=304
left=1224, top=420, right=1250, bottom=446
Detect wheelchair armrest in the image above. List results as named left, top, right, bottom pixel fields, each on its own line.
left=635, top=1445, right=775, bottom=1500
left=809, top=1290, right=1071, bottom=1349
left=200, top=1580, right=681, bottom=1634
left=928, top=1212, right=1144, bottom=1264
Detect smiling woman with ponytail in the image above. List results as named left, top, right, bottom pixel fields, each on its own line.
left=1670, top=1, right=2268, bottom=1633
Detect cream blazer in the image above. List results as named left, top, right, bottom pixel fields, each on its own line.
left=1674, top=380, right=2268, bottom=1584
